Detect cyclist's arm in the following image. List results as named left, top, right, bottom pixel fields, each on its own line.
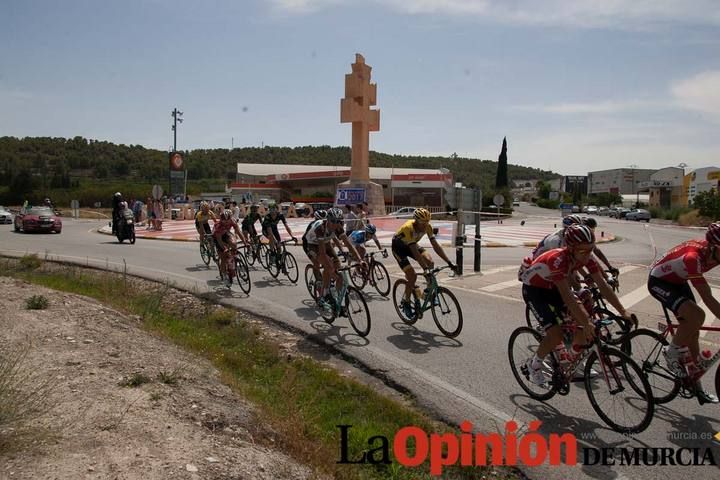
left=557, top=278, right=592, bottom=329
left=429, top=237, right=451, bottom=264
left=340, top=234, right=363, bottom=263
left=692, top=280, right=720, bottom=320
left=233, top=222, right=248, bottom=247
left=282, top=219, right=294, bottom=238
left=371, top=234, right=382, bottom=250
left=592, top=246, right=614, bottom=271
left=589, top=269, right=627, bottom=317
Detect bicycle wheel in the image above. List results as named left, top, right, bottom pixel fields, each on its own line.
left=282, top=251, right=299, bottom=283
left=349, top=263, right=367, bottom=289
left=621, top=328, right=680, bottom=404
left=508, top=327, right=557, bottom=401
left=431, top=287, right=463, bottom=338
left=392, top=279, right=419, bottom=325
left=345, top=287, right=371, bottom=337
left=258, top=243, right=269, bottom=269
left=593, top=308, right=632, bottom=345
left=235, top=254, right=252, bottom=294
left=266, top=249, right=280, bottom=278
left=715, top=361, right=720, bottom=401
left=371, top=261, right=391, bottom=297
left=305, top=264, right=320, bottom=300
left=245, top=244, right=256, bottom=266
left=584, top=345, right=654, bottom=434
left=200, top=241, right=211, bottom=266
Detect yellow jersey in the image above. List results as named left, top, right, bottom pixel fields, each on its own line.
left=394, top=219, right=434, bottom=245
left=195, top=210, right=217, bottom=223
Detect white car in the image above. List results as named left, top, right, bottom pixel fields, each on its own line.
left=0, top=206, right=13, bottom=224
left=625, top=209, right=651, bottom=222
left=389, top=207, right=417, bottom=218
left=586, top=205, right=598, bottom=215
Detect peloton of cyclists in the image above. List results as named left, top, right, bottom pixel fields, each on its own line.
left=262, top=204, right=297, bottom=261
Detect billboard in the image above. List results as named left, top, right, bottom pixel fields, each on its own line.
left=336, top=188, right=366, bottom=205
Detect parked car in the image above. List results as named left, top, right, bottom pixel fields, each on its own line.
left=597, top=207, right=610, bottom=216
left=625, top=209, right=651, bottom=222
left=586, top=205, right=598, bottom=215
left=14, top=206, right=62, bottom=233
left=0, top=205, right=13, bottom=224
left=571, top=205, right=580, bottom=213
left=389, top=207, right=417, bottom=218
left=609, top=207, right=631, bottom=219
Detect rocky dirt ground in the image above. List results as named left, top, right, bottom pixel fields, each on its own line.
left=0, top=276, right=321, bottom=480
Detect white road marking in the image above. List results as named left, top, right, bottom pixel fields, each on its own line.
left=480, top=278, right=521, bottom=293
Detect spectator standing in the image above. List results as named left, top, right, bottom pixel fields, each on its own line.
left=344, top=205, right=360, bottom=236
left=232, top=201, right=241, bottom=221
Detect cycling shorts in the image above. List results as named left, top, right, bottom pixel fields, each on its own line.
left=648, top=276, right=696, bottom=315
left=391, top=237, right=426, bottom=270
left=523, top=285, right=566, bottom=331
left=303, top=238, right=335, bottom=261
left=263, top=225, right=281, bottom=242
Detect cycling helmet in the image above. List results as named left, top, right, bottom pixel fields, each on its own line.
left=221, top=209, right=233, bottom=220
left=269, top=203, right=278, bottom=212
left=414, top=208, right=431, bottom=222
left=114, top=192, right=122, bottom=198
left=250, top=203, right=259, bottom=211
left=365, top=223, right=377, bottom=235
left=314, top=209, right=327, bottom=220
left=200, top=201, right=209, bottom=210
left=582, top=217, right=597, bottom=229
left=706, top=222, right=720, bottom=244
left=562, top=214, right=583, bottom=228
left=564, top=224, right=595, bottom=247
left=327, top=207, right=344, bottom=223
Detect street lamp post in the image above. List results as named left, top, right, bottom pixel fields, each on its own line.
left=628, top=163, right=639, bottom=208
left=171, top=108, right=183, bottom=196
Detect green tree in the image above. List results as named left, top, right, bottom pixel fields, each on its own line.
left=495, top=137, right=508, bottom=189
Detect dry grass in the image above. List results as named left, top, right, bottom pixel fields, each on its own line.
left=0, top=343, right=57, bottom=452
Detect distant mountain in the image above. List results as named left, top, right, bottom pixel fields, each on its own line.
left=0, top=136, right=561, bottom=191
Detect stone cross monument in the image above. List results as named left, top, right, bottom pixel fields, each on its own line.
left=338, top=54, right=385, bottom=215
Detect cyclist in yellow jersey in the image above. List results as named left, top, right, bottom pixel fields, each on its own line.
left=195, top=202, right=217, bottom=242
left=392, top=208, right=456, bottom=318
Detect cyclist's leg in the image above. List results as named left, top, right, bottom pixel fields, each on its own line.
left=524, top=285, right=565, bottom=358
left=392, top=238, right=415, bottom=301
left=649, top=277, right=703, bottom=359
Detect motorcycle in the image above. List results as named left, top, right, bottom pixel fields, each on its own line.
left=116, top=208, right=136, bottom=244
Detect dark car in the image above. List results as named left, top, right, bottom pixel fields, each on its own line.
left=14, top=206, right=62, bottom=233
left=609, top=207, right=630, bottom=219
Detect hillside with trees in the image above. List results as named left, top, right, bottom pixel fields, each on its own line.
left=0, top=136, right=560, bottom=206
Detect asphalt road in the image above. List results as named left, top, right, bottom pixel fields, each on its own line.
left=2, top=206, right=719, bottom=480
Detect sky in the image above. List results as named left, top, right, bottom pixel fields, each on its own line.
left=1, top=0, right=719, bottom=176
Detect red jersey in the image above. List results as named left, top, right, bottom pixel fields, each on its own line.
left=521, top=248, right=600, bottom=289
left=213, top=218, right=237, bottom=236
left=649, top=239, right=715, bottom=286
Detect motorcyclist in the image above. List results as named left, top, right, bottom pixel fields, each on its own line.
left=111, top=192, right=124, bottom=235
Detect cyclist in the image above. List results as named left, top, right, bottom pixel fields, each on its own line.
left=195, top=201, right=217, bottom=243
left=262, top=204, right=297, bottom=261
left=302, top=208, right=365, bottom=307
left=348, top=223, right=385, bottom=261
left=581, top=217, right=619, bottom=276
left=520, top=224, right=633, bottom=385
left=531, top=214, right=583, bottom=259
left=241, top=204, right=263, bottom=245
left=392, top=208, right=456, bottom=319
left=647, top=222, right=720, bottom=404
left=213, top=209, right=248, bottom=287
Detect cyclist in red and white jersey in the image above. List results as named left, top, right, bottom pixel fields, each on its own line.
left=520, top=224, right=632, bottom=385
left=213, top=209, right=249, bottom=287
left=647, top=222, right=720, bottom=404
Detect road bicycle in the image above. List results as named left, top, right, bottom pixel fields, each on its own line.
left=244, top=233, right=269, bottom=268
left=347, top=250, right=391, bottom=297
left=216, top=239, right=252, bottom=294
left=266, top=238, right=299, bottom=283
left=525, top=270, right=632, bottom=344
left=508, top=315, right=653, bottom=434
left=316, top=265, right=371, bottom=337
left=392, top=266, right=463, bottom=338
left=199, top=233, right=218, bottom=267
left=621, top=304, right=720, bottom=405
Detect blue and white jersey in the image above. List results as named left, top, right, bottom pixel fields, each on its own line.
left=348, top=230, right=368, bottom=247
